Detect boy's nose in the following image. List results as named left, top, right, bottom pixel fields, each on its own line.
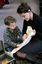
left=23, top=17, right=25, bottom=20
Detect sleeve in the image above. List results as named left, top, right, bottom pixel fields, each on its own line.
left=3, top=32, right=17, bottom=47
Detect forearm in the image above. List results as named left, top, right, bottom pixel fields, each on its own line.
left=7, top=41, right=17, bottom=47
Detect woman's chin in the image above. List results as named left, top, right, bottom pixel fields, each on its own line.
left=26, top=19, right=29, bottom=21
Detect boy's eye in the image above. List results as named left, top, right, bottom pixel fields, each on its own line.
left=23, top=15, right=26, bottom=17
left=23, top=16, right=25, bottom=17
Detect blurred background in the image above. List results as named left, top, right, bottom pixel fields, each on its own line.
left=0, top=0, right=42, bottom=41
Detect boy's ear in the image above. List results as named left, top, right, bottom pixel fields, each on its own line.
left=6, top=25, right=9, bottom=28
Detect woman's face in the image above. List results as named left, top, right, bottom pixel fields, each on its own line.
left=19, top=12, right=30, bottom=21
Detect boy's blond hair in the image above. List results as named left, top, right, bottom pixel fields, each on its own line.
left=4, top=16, right=17, bottom=25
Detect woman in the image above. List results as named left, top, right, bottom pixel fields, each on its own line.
left=16, top=2, right=42, bottom=64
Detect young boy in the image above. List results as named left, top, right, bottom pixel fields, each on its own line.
left=3, top=16, right=23, bottom=51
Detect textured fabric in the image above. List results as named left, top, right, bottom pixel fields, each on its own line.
left=3, top=26, right=23, bottom=48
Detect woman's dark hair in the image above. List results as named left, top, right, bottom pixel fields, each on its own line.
left=17, top=2, right=31, bottom=14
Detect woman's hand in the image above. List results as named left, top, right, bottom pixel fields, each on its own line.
left=32, top=29, right=36, bottom=37
left=22, top=34, right=28, bottom=41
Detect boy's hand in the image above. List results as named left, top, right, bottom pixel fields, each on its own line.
left=16, top=43, right=23, bottom=47
left=16, top=44, right=20, bottom=47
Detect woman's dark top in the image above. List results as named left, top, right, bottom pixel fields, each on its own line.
left=22, top=13, right=42, bottom=40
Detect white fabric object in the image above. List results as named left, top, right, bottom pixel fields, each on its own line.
left=10, top=26, right=34, bottom=57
